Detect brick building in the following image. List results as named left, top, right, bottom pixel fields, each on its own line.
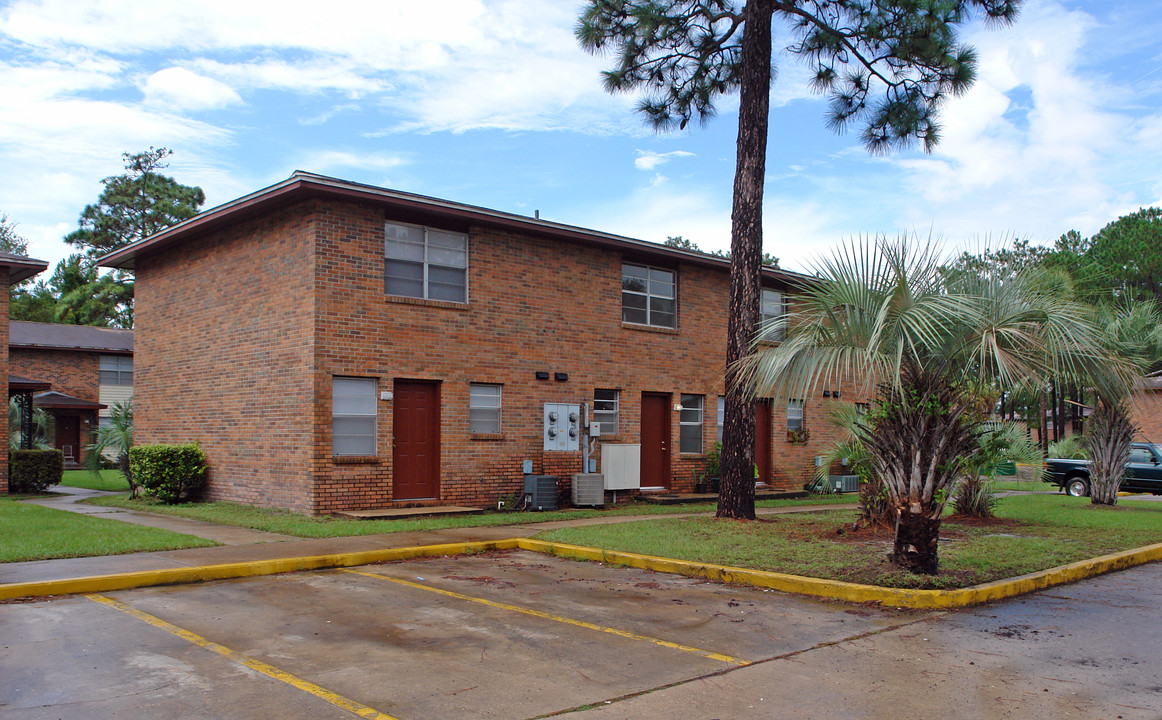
left=101, top=172, right=866, bottom=515
left=2, top=252, right=50, bottom=490
left=8, top=322, right=133, bottom=466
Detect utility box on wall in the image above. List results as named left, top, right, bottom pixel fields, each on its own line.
left=543, top=403, right=580, bottom=452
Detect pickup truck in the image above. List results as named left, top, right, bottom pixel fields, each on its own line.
left=1043, top=442, right=1162, bottom=497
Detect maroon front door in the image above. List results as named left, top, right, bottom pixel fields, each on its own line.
left=640, top=392, right=672, bottom=489
left=55, top=415, right=80, bottom=465
left=755, top=400, right=772, bottom=486
left=392, top=381, right=440, bottom=500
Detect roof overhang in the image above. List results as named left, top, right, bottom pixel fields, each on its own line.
left=33, top=391, right=107, bottom=410
left=9, top=374, right=51, bottom=394
left=99, top=171, right=813, bottom=288
left=0, top=254, right=49, bottom=284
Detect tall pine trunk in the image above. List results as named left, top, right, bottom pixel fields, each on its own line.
left=718, top=0, right=772, bottom=521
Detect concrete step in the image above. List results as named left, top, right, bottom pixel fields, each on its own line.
left=333, top=505, right=483, bottom=520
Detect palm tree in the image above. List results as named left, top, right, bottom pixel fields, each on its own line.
left=8, top=398, right=54, bottom=449
left=87, top=400, right=137, bottom=497
left=1083, top=300, right=1162, bottom=505
left=740, top=237, right=1125, bottom=574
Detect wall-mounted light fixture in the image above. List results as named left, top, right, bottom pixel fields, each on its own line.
left=535, top=371, right=550, bottom=380
left=822, top=390, right=831, bottom=397
left=554, top=372, right=569, bottom=382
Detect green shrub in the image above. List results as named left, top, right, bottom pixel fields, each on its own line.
left=9, top=449, right=64, bottom=492
left=130, top=443, right=207, bottom=504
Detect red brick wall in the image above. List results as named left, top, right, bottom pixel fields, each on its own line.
left=9, top=348, right=100, bottom=401
left=1132, top=391, right=1162, bottom=443
left=136, top=196, right=867, bottom=514
left=134, top=204, right=318, bottom=513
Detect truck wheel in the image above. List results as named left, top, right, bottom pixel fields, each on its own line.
left=1066, top=477, right=1089, bottom=497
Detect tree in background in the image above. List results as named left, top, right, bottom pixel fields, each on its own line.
left=663, top=235, right=778, bottom=266
left=10, top=148, right=204, bottom=327
left=1086, top=208, right=1162, bottom=305
left=579, top=0, right=1024, bottom=519
left=1, top=213, right=30, bottom=255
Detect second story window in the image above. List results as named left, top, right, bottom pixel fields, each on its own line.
left=759, top=288, right=786, bottom=341
left=99, top=356, right=133, bottom=386
left=385, top=222, right=468, bottom=302
left=622, top=264, right=675, bottom=328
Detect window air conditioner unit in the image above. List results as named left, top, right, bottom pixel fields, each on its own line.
left=523, top=475, right=559, bottom=510
left=571, top=473, right=605, bottom=507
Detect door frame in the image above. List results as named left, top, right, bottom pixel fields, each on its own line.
left=640, top=391, right=673, bottom=490
left=391, top=379, right=441, bottom=501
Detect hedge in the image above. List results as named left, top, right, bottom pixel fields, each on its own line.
left=9, top=449, right=64, bottom=493
left=129, top=442, right=207, bottom=504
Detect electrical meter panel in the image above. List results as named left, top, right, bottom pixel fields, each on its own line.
left=543, top=403, right=580, bottom=452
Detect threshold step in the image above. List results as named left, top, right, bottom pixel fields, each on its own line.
left=334, top=505, right=483, bottom=520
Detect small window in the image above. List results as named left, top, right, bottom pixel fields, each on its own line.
left=593, top=389, right=620, bottom=433
left=469, top=384, right=502, bottom=434
left=716, top=396, right=725, bottom=442
left=622, top=264, right=675, bottom=328
left=787, top=399, right=805, bottom=432
left=759, top=289, right=786, bottom=341
left=679, top=394, right=704, bottom=453
left=332, top=377, right=377, bottom=456
left=99, top=356, right=133, bottom=386
left=385, top=222, right=468, bottom=302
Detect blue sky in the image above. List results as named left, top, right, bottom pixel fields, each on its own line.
left=1, top=0, right=1160, bottom=277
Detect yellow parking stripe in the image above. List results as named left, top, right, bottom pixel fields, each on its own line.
left=86, top=594, right=399, bottom=720
left=339, top=568, right=750, bottom=667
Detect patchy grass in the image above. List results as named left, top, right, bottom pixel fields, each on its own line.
left=59, top=469, right=130, bottom=492
left=0, top=497, right=215, bottom=563
left=83, top=493, right=854, bottom=539
left=533, top=494, right=1162, bottom=590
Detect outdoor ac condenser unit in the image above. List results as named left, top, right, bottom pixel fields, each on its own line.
left=523, top=475, right=559, bottom=511
left=571, top=473, right=605, bottom=507
left=829, top=474, right=861, bottom=493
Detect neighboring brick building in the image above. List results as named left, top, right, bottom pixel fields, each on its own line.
left=8, top=321, right=133, bottom=467
left=2, top=252, right=50, bottom=490
left=1133, top=371, right=1162, bottom=444
left=102, top=172, right=867, bottom=515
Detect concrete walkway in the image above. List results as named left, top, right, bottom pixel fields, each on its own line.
left=4, top=487, right=858, bottom=587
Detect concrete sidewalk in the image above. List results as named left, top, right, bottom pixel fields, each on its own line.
left=3, top=487, right=857, bottom=588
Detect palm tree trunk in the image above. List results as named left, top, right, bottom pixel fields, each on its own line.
left=1085, top=397, right=1136, bottom=506
left=892, top=511, right=941, bottom=574
left=718, top=0, right=773, bottom=521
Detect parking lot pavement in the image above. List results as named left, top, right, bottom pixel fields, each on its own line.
left=0, top=550, right=924, bottom=719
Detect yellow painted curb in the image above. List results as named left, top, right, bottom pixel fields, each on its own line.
left=514, top=537, right=1162, bottom=609
left=0, top=538, right=521, bottom=601
left=4, top=536, right=1160, bottom=609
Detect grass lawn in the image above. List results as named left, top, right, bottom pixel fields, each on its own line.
left=0, top=497, right=216, bottom=563
left=59, top=469, right=131, bottom=492
left=533, top=493, right=1162, bottom=590
left=84, top=493, right=854, bottom=539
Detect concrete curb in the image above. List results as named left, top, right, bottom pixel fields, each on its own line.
left=4, top=537, right=1161, bottom=608
left=516, top=538, right=1162, bottom=608
left=0, top=539, right=521, bottom=601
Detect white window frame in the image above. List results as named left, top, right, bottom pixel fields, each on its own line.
left=332, top=377, right=377, bottom=457
left=99, top=355, right=133, bottom=386
left=679, top=394, right=704, bottom=454
left=621, top=263, right=676, bottom=328
left=384, top=221, right=469, bottom=302
left=716, top=395, right=725, bottom=442
left=759, top=288, right=786, bottom=341
left=787, top=399, right=805, bottom=432
left=469, top=383, right=502, bottom=434
left=593, top=389, right=620, bottom=434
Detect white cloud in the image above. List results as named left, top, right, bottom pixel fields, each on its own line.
left=142, top=67, right=242, bottom=111
left=634, top=150, right=695, bottom=171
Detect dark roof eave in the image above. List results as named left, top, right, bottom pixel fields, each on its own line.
left=0, top=255, right=49, bottom=284
left=98, top=172, right=814, bottom=287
